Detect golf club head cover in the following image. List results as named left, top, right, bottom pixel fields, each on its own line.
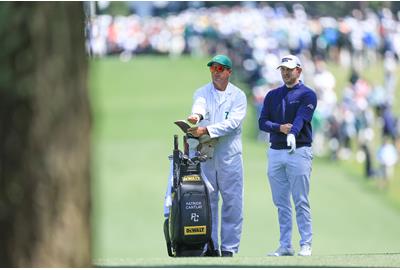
left=187, top=137, right=200, bottom=151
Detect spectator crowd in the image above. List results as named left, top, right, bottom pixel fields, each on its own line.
left=87, top=3, right=400, bottom=182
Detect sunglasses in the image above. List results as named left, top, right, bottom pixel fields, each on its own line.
left=209, top=65, right=229, bottom=73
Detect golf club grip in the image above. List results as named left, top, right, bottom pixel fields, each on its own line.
left=174, top=135, right=178, bottom=150
left=173, top=135, right=180, bottom=188
left=183, top=135, right=188, bottom=155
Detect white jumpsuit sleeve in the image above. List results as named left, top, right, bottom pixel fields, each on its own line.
left=191, top=91, right=207, bottom=117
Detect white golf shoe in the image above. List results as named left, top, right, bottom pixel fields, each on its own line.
left=267, top=246, right=295, bottom=256
left=298, top=245, right=312, bottom=256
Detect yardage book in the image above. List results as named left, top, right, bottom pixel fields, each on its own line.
left=174, top=120, right=191, bottom=133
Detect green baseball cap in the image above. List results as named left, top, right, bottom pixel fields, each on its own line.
left=207, top=54, right=232, bottom=69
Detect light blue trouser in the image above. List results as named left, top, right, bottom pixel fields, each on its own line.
left=202, top=154, right=244, bottom=253
left=267, top=147, right=313, bottom=248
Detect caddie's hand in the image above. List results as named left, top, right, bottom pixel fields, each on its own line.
left=287, top=133, right=296, bottom=153
left=188, top=126, right=209, bottom=137
left=187, top=114, right=200, bottom=125
left=280, top=123, right=293, bottom=135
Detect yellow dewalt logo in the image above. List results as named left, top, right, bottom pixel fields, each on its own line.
left=182, top=175, right=201, bottom=182
left=184, top=226, right=207, bottom=235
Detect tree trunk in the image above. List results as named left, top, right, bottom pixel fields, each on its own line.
left=0, top=2, right=91, bottom=267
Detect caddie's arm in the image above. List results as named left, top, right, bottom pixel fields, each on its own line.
left=189, top=94, right=206, bottom=123
left=187, top=92, right=207, bottom=136
left=187, top=126, right=209, bottom=137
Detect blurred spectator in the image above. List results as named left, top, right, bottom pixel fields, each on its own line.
left=361, top=143, right=374, bottom=178
left=313, top=57, right=337, bottom=117
left=383, top=51, right=398, bottom=105
left=378, top=103, right=399, bottom=144
left=312, top=57, right=337, bottom=156
left=377, top=138, right=398, bottom=180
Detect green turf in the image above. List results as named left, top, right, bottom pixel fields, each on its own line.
left=93, top=254, right=400, bottom=268
left=89, top=56, right=400, bottom=267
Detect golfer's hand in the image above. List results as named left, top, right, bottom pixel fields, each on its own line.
left=287, top=133, right=296, bottom=153
left=188, top=126, right=208, bottom=137
left=280, top=123, right=293, bottom=134
left=187, top=114, right=201, bottom=125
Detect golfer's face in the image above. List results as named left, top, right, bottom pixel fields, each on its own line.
left=210, top=64, right=231, bottom=84
left=280, top=66, right=301, bottom=85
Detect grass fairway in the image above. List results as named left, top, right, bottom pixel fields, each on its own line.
left=90, top=56, right=400, bottom=267
left=94, top=254, right=400, bottom=268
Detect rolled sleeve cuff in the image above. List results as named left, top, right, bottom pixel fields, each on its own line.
left=272, top=123, right=281, bottom=132
left=206, top=125, right=218, bottom=138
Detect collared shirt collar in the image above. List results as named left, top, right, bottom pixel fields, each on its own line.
left=285, top=80, right=303, bottom=90
left=211, top=82, right=232, bottom=105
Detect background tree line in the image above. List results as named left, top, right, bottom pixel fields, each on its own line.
left=100, top=1, right=399, bottom=18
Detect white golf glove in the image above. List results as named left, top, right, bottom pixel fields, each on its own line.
left=287, top=133, right=296, bottom=153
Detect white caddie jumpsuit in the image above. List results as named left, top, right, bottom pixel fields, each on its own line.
left=191, top=82, right=247, bottom=253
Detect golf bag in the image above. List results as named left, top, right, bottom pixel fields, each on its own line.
left=163, top=134, right=215, bottom=257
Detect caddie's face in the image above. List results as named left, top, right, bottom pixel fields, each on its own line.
left=280, top=66, right=301, bottom=86
left=210, top=63, right=231, bottom=84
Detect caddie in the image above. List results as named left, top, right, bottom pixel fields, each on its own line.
left=187, top=54, right=247, bottom=257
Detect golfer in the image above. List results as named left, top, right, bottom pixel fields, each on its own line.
left=258, top=55, right=317, bottom=256
left=187, top=54, right=247, bottom=257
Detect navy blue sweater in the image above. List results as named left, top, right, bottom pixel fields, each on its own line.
left=258, top=82, right=317, bottom=149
